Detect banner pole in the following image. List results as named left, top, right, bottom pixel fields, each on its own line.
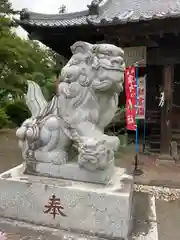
left=142, top=75, right=146, bottom=153
left=142, top=119, right=146, bottom=153
left=134, top=64, right=143, bottom=176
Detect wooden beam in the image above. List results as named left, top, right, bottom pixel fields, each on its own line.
left=160, top=65, right=174, bottom=153
left=103, top=18, right=180, bottom=39
left=21, top=17, right=180, bottom=48
left=147, top=47, right=180, bottom=65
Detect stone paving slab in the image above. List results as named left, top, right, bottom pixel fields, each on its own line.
left=130, top=192, right=159, bottom=239
left=131, top=192, right=151, bottom=237
left=116, top=148, right=180, bottom=189
left=156, top=199, right=180, bottom=240
left=0, top=218, right=108, bottom=240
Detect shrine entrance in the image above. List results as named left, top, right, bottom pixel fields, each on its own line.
left=145, top=65, right=163, bottom=153
left=171, top=65, right=180, bottom=155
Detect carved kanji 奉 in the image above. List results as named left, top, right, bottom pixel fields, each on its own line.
left=44, top=195, right=66, bottom=219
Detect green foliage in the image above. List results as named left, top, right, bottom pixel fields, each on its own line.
left=5, top=100, right=30, bottom=126
left=0, top=0, right=66, bottom=127
left=44, top=78, right=57, bottom=101
left=58, top=4, right=67, bottom=13
left=0, top=108, right=10, bottom=129
left=0, top=0, right=14, bottom=15
left=0, top=32, right=59, bottom=98
left=105, top=106, right=126, bottom=136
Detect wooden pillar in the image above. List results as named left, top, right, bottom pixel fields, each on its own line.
left=160, top=65, right=174, bottom=154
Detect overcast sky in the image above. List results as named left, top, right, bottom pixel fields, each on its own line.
left=10, top=0, right=91, bottom=13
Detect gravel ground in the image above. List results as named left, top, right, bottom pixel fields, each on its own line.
left=134, top=184, right=180, bottom=239
left=134, top=184, right=180, bottom=201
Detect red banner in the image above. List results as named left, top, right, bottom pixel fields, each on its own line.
left=125, top=66, right=136, bottom=131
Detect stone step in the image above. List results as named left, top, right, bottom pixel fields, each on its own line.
left=148, top=134, right=160, bottom=140
left=149, top=148, right=160, bottom=153
left=149, top=141, right=160, bottom=152
left=150, top=129, right=161, bottom=135
left=172, top=134, right=180, bottom=140
left=172, top=129, right=180, bottom=133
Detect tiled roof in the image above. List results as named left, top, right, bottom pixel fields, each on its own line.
left=19, top=16, right=88, bottom=27
left=15, top=8, right=89, bottom=27
left=15, top=0, right=180, bottom=27
left=88, top=0, right=180, bottom=25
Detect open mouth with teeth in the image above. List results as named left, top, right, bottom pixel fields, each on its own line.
left=96, top=62, right=125, bottom=71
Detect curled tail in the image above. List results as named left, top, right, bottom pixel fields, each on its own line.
left=25, top=80, right=47, bottom=118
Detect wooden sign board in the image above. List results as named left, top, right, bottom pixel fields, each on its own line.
left=124, top=46, right=147, bottom=67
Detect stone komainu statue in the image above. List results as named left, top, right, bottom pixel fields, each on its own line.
left=16, top=41, right=125, bottom=177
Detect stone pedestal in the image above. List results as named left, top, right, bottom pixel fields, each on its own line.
left=0, top=164, right=133, bottom=240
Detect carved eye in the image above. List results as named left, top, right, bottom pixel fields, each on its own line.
left=105, top=51, right=110, bottom=56
left=111, top=60, right=119, bottom=65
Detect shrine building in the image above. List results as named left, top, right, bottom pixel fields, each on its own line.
left=15, top=0, right=180, bottom=157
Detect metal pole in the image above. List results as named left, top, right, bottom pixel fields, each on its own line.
left=142, top=119, right=146, bottom=153
left=143, top=75, right=147, bottom=153
left=134, top=64, right=143, bottom=176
